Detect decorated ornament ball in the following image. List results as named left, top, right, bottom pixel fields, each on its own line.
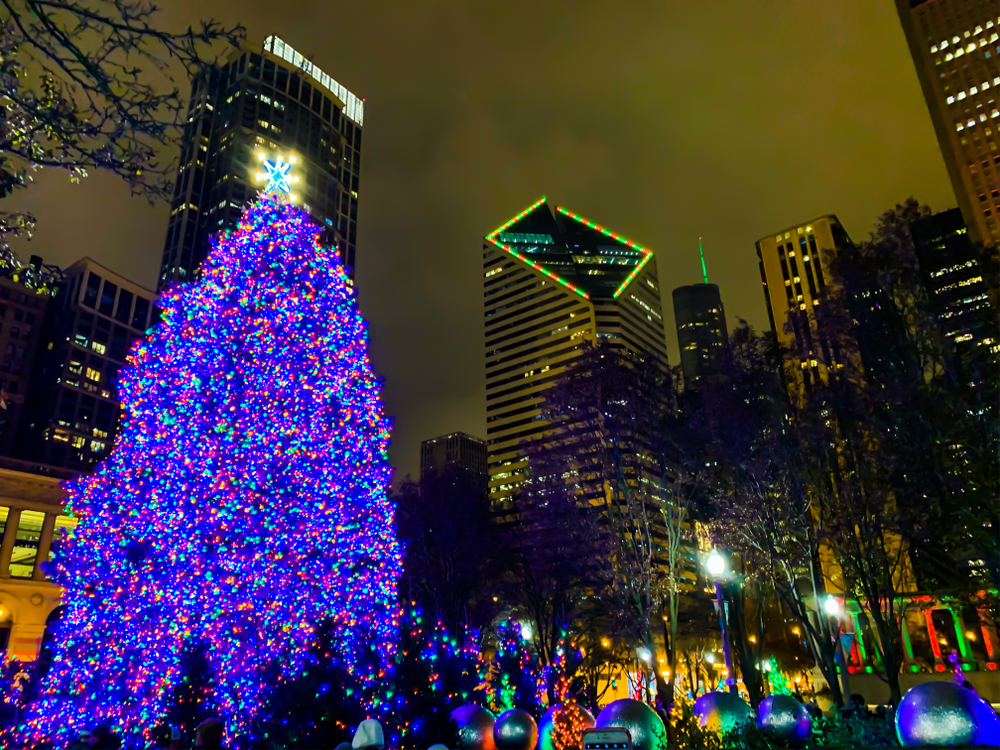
left=693, top=691, right=754, bottom=737
left=494, top=708, right=539, bottom=750
left=756, top=695, right=812, bottom=748
left=452, top=704, right=498, bottom=750
left=596, top=699, right=666, bottom=750
left=538, top=703, right=596, bottom=750
left=895, top=681, right=1000, bottom=748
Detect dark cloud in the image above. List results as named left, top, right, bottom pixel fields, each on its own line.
left=4, top=0, right=955, bottom=483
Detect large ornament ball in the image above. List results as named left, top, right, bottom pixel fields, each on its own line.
left=596, top=699, right=666, bottom=750
left=692, top=691, right=754, bottom=737
left=896, top=681, right=1000, bottom=747
left=494, top=709, right=539, bottom=750
left=538, top=703, right=596, bottom=750
left=452, top=705, right=498, bottom=750
left=757, top=695, right=812, bottom=748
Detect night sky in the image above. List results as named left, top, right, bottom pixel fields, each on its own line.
left=5, top=1, right=956, bottom=483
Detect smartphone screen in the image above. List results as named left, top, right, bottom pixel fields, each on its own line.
left=582, top=728, right=632, bottom=750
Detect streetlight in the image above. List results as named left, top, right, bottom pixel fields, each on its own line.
left=705, top=549, right=737, bottom=695
left=822, top=594, right=852, bottom=706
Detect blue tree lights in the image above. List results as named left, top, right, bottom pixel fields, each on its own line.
left=17, top=193, right=402, bottom=745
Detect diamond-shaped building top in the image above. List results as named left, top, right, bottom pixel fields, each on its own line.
left=485, top=197, right=653, bottom=300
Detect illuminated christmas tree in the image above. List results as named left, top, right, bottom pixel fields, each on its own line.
left=392, top=606, right=486, bottom=750
left=18, top=184, right=402, bottom=745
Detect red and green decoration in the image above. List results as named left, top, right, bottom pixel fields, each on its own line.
left=15, top=189, right=402, bottom=746
left=484, top=197, right=654, bottom=302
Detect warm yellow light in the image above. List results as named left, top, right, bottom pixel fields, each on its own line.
left=966, top=631, right=977, bottom=641
left=794, top=676, right=801, bottom=683
left=255, top=173, right=264, bottom=182
left=602, top=639, right=610, bottom=647
left=792, top=627, right=800, bottom=635
left=749, top=636, right=757, bottom=644
left=256, top=151, right=265, bottom=161
left=661, top=670, right=670, bottom=678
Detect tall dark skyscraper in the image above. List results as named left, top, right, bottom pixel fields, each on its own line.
left=672, top=240, right=728, bottom=382
left=159, top=36, right=364, bottom=291
left=895, top=0, right=999, bottom=246
left=420, top=432, right=488, bottom=494
left=19, top=259, right=158, bottom=470
left=910, top=208, right=996, bottom=354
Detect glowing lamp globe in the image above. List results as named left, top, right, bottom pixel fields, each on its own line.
left=493, top=709, right=538, bottom=750
left=596, top=699, right=666, bottom=750
left=693, top=691, right=754, bottom=737
left=706, top=551, right=726, bottom=579
left=757, top=695, right=812, bottom=748
left=538, top=704, right=596, bottom=750
left=823, top=597, right=841, bottom=616
left=452, top=705, right=497, bottom=750
left=895, top=681, right=1000, bottom=747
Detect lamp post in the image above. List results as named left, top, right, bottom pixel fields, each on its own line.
left=706, top=550, right=737, bottom=694
left=823, top=596, right=853, bottom=707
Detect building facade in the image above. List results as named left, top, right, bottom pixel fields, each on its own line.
left=756, top=215, right=853, bottom=392
left=420, top=432, right=488, bottom=494
left=159, top=35, right=364, bottom=290
left=910, top=207, right=996, bottom=354
left=895, top=0, right=999, bottom=246
left=18, top=259, right=157, bottom=471
left=483, top=198, right=668, bottom=506
left=0, top=256, right=61, bottom=457
left=0, top=457, right=73, bottom=661
left=672, top=283, right=728, bottom=382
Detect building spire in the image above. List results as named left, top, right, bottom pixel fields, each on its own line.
left=699, top=236, right=709, bottom=284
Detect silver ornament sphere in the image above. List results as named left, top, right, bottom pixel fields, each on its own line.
left=494, top=708, right=539, bottom=750
left=895, top=681, right=1000, bottom=748
left=452, top=704, right=497, bottom=750
left=538, top=703, right=596, bottom=750
left=595, top=699, right=666, bottom=750
left=757, top=695, right=812, bottom=748
left=692, top=691, right=753, bottom=737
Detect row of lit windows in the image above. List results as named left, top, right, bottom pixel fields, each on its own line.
left=955, top=110, right=999, bottom=130
left=936, top=34, right=999, bottom=61
left=930, top=20, right=996, bottom=54
left=946, top=76, right=1000, bottom=103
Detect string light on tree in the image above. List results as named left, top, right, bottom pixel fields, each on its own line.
left=14, top=185, right=402, bottom=746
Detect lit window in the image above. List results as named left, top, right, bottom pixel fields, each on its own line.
left=947, top=96, right=956, bottom=103
left=958, top=91, right=967, bottom=99
left=85, top=368, right=101, bottom=382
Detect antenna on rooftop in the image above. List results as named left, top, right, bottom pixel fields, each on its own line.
left=699, top=237, right=709, bottom=284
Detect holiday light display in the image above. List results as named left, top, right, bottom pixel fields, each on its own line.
left=487, top=619, right=544, bottom=716
left=392, top=606, right=486, bottom=749
left=16, top=191, right=402, bottom=745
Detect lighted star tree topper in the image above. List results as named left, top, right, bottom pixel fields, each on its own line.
left=17, top=182, right=402, bottom=744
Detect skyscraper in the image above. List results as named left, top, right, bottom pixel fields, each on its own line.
left=0, top=257, right=60, bottom=457
left=756, top=216, right=853, bottom=392
left=895, top=0, right=999, bottom=246
left=910, top=208, right=996, bottom=353
left=672, top=239, right=728, bottom=382
left=159, top=36, right=364, bottom=290
left=19, top=259, right=158, bottom=470
left=420, top=432, right=488, bottom=494
left=483, top=198, right=668, bottom=506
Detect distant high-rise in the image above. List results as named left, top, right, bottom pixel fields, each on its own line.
left=159, top=36, right=364, bottom=290
left=895, top=0, right=999, bottom=246
left=910, top=208, right=996, bottom=353
left=483, top=198, right=668, bottom=506
left=756, top=216, right=853, bottom=392
left=420, top=432, right=488, bottom=494
left=672, top=239, right=728, bottom=382
left=19, top=259, right=157, bottom=470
